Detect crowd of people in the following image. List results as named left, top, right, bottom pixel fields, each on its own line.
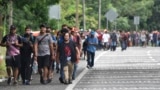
left=0, top=24, right=97, bottom=85
left=0, top=24, right=160, bottom=86
left=93, top=29, right=160, bottom=51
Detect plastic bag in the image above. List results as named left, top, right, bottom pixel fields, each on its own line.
left=32, top=61, right=38, bottom=74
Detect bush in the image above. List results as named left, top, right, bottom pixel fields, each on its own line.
left=0, top=61, right=6, bottom=78
left=0, top=47, right=6, bottom=78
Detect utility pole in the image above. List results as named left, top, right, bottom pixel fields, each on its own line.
left=76, top=0, right=79, bottom=29
left=82, top=0, right=86, bottom=31
left=98, top=0, right=101, bottom=29
left=9, top=0, right=13, bottom=27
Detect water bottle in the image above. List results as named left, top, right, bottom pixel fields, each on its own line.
left=32, top=61, right=38, bottom=74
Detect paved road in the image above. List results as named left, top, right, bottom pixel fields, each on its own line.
left=0, top=50, right=102, bottom=90
left=67, top=47, right=160, bottom=90
left=0, top=47, right=160, bottom=90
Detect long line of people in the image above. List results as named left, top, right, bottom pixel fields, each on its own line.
left=0, top=24, right=98, bottom=85
left=92, top=30, right=160, bottom=51
left=0, top=24, right=160, bottom=86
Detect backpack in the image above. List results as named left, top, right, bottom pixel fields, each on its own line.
left=83, top=38, right=88, bottom=50
left=20, top=34, right=34, bottom=55
left=111, top=33, right=117, bottom=41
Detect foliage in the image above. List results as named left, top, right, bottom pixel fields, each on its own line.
left=0, top=0, right=160, bottom=34
left=0, top=0, right=59, bottom=34
left=60, top=0, right=155, bottom=31
left=0, top=47, right=6, bottom=78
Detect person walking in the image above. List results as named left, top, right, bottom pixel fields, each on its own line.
left=120, top=31, right=128, bottom=51
left=0, top=25, right=22, bottom=85
left=56, top=32, right=80, bottom=84
left=110, top=31, right=117, bottom=51
left=102, top=30, right=110, bottom=50
left=34, top=24, right=55, bottom=84
left=57, top=27, right=69, bottom=84
left=71, top=29, right=81, bottom=80
left=86, top=31, right=98, bottom=68
left=20, top=26, right=35, bottom=85
left=46, top=26, right=57, bottom=82
left=140, top=31, right=146, bottom=47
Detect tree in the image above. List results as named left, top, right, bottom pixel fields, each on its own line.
left=0, top=0, right=59, bottom=34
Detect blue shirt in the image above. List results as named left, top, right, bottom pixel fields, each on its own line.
left=86, top=37, right=98, bottom=52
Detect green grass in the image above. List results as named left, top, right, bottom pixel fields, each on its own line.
left=0, top=47, right=6, bottom=78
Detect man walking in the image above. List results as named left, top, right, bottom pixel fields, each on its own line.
left=0, top=25, right=22, bottom=85
left=86, top=31, right=98, bottom=68
left=102, top=30, right=110, bottom=50
left=20, top=26, right=34, bottom=85
left=110, top=31, right=117, bottom=51
left=34, top=24, right=55, bottom=84
left=57, top=32, right=80, bottom=84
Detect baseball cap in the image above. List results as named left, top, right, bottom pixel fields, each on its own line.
left=10, top=25, right=16, bottom=30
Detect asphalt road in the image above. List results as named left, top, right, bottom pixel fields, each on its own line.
left=70, top=47, right=160, bottom=90
left=0, top=47, right=160, bottom=90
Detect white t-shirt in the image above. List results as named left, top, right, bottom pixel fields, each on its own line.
left=149, top=33, right=153, bottom=40
left=140, top=34, right=146, bottom=42
left=102, top=33, right=110, bottom=42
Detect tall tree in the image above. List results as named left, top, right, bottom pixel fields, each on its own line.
left=0, top=0, right=59, bottom=34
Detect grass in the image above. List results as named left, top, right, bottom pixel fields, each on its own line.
left=0, top=47, right=6, bottom=78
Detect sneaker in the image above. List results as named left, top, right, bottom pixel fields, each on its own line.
left=25, top=80, right=31, bottom=85
left=7, top=77, right=11, bottom=85
left=13, top=81, right=18, bottom=85
left=69, top=80, right=72, bottom=84
left=47, top=78, right=52, bottom=83
left=72, top=77, right=75, bottom=80
left=64, top=80, right=69, bottom=85
left=42, top=80, right=48, bottom=85
left=59, top=77, right=64, bottom=83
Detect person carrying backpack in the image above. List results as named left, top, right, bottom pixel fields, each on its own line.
left=34, top=24, right=55, bottom=84
left=20, top=26, right=35, bottom=85
left=0, top=25, right=22, bottom=85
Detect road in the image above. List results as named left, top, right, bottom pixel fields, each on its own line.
left=0, top=47, right=160, bottom=90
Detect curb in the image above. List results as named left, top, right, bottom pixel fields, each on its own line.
left=0, top=77, right=7, bottom=82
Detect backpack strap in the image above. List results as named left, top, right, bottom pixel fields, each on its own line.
left=38, top=34, right=48, bottom=45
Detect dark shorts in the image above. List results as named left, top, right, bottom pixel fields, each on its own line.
left=37, top=55, right=50, bottom=68
left=6, top=54, right=21, bottom=68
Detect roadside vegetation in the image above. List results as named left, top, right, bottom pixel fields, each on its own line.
left=0, top=47, right=6, bottom=78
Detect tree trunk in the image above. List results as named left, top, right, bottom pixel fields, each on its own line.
left=0, top=14, right=3, bottom=41
left=0, top=14, right=2, bottom=26
left=9, top=0, right=13, bottom=28
left=82, top=0, right=86, bottom=31
left=98, top=0, right=101, bottom=29
left=76, top=0, right=79, bottom=29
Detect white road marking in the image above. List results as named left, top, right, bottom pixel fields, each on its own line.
left=147, top=50, right=158, bottom=62
left=65, top=51, right=107, bottom=90
left=101, top=55, right=151, bottom=56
